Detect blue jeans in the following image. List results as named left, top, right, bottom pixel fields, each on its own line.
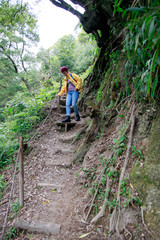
left=66, top=90, right=79, bottom=116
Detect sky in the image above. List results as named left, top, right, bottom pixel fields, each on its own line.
left=28, top=0, right=84, bottom=50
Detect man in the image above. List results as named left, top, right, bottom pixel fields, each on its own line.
left=57, top=66, right=82, bottom=122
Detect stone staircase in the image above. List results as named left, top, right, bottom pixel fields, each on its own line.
left=11, top=97, right=88, bottom=239
left=56, top=96, right=78, bottom=132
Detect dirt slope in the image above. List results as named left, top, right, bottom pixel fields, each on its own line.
left=0, top=100, right=107, bottom=240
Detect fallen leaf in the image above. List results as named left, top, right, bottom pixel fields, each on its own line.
left=79, top=233, right=91, bottom=238
left=42, top=200, right=50, bottom=205
left=51, top=189, right=57, bottom=192
left=130, top=183, right=134, bottom=189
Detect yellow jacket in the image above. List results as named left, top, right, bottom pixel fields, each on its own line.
left=58, top=72, right=82, bottom=96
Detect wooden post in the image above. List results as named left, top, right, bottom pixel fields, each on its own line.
left=19, top=136, right=24, bottom=207
left=58, top=96, right=60, bottom=112
left=65, top=123, right=68, bottom=132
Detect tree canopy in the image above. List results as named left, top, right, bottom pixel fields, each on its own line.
left=49, top=0, right=160, bottom=101
left=49, top=0, right=114, bottom=47
left=0, top=0, right=39, bottom=103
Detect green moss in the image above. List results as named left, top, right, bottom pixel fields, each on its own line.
left=131, top=108, right=160, bottom=238
left=131, top=165, right=152, bottom=200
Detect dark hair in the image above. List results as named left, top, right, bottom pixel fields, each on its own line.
left=61, top=66, right=68, bottom=73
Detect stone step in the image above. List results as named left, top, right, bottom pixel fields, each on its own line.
left=46, top=156, right=72, bottom=168
left=56, top=122, right=76, bottom=132
left=14, top=220, right=61, bottom=235
left=59, top=106, right=74, bottom=114
left=59, top=98, right=66, bottom=106
left=45, top=149, right=73, bottom=167
left=37, top=183, right=62, bottom=188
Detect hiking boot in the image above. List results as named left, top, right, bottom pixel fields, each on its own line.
left=62, top=115, right=70, bottom=122
left=75, top=114, right=80, bottom=121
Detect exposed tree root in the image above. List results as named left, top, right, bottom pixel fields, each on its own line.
left=71, top=123, right=88, bottom=144
left=109, top=104, right=135, bottom=238
left=91, top=174, right=110, bottom=224
left=59, top=120, right=89, bottom=143
left=84, top=167, right=106, bottom=221
left=115, top=94, right=133, bottom=114
left=141, top=206, right=152, bottom=236
left=73, top=106, right=101, bottom=163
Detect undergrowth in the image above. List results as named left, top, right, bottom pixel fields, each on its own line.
left=0, top=86, right=58, bottom=169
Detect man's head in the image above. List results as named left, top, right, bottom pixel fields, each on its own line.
left=61, top=66, right=68, bottom=76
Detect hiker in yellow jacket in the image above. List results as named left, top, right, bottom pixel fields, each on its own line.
left=57, top=66, right=82, bottom=122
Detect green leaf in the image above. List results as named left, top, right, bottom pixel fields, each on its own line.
left=51, top=189, right=57, bottom=192
left=96, top=48, right=99, bottom=57
left=97, top=30, right=102, bottom=38
left=152, top=38, right=158, bottom=44
left=135, top=34, right=140, bottom=51
left=148, top=18, right=155, bottom=38
left=126, top=7, right=147, bottom=13
left=113, top=0, right=123, bottom=16
left=151, top=76, right=158, bottom=98
left=148, top=49, right=159, bottom=95
left=79, top=233, right=91, bottom=238
left=117, top=7, right=124, bottom=12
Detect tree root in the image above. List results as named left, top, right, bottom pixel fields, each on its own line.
left=141, top=206, right=152, bottom=236
left=91, top=174, right=110, bottom=224
left=84, top=167, right=106, bottom=221
left=59, top=121, right=88, bottom=143
left=109, top=104, right=135, bottom=238
left=71, top=123, right=88, bottom=144
left=115, top=94, right=133, bottom=114
left=73, top=116, right=101, bottom=163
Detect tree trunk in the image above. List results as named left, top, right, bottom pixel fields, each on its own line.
left=21, top=77, right=32, bottom=93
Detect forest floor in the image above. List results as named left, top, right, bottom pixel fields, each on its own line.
left=0, top=99, right=108, bottom=240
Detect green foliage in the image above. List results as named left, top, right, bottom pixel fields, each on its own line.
left=37, top=47, right=61, bottom=83
left=37, top=30, right=96, bottom=85
left=4, top=227, right=17, bottom=240
left=108, top=124, right=128, bottom=156
left=96, top=76, right=107, bottom=103
left=120, top=178, right=128, bottom=196
left=107, top=168, right=118, bottom=178
left=73, top=41, right=96, bottom=74
left=107, top=199, right=120, bottom=210
left=131, top=146, right=144, bottom=161
left=53, top=34, right=76, bottom=70
left=92, top=203, right=98, bottom=215
left=0, top=86, right=58, bottom=169
left=0, top=175, right=7, bottom=199
left=131, top=146, right=144, bottom=167
left=101, top=175, right=107, bottom=186
left=120, top=178, right=143, bottom=207
left=11, top=199, right=21, bottom=215
left=109, top=134, right=127, bottom=156
left=80, top=64, right=94, bottom=81
left=123, top=196, right=142, bottom=208
left=0, top=0, right=40, bottom=104
left=82, top=168, right=96, bottom=182
left=123, top=2, right=160, bottom=101
left=113, top=0, right=124, bottom=16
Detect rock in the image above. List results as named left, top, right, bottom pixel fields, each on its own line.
left=131, top=107, right=160, bottom=239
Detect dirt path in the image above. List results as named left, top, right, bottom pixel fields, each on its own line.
left=0, top=101, right=107, bottom=240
